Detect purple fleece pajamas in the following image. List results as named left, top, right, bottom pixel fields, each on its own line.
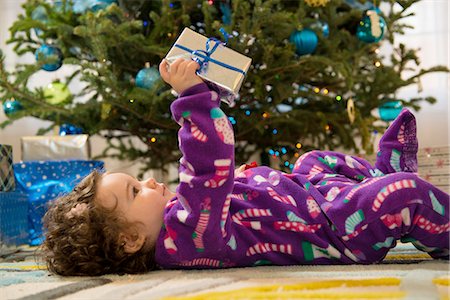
left=155, top=83, right=449, bottom=269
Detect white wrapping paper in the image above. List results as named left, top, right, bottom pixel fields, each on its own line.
left=21, top=135, right=90, bottom=161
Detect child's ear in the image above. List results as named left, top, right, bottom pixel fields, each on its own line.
left=119, top=232, right=145, bottom=254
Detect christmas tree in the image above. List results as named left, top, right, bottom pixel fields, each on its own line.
left=0, top=0, right=447, bottom=174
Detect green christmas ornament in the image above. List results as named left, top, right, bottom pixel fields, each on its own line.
left=43, top=82, right=71, bottom=105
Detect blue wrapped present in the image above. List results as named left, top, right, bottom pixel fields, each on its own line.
left=13, top=160, right=104, bottom=245
left=0, top=191, right=28, bottom=245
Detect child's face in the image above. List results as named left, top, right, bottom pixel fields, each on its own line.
left=96, top=172, right=176, bottom=246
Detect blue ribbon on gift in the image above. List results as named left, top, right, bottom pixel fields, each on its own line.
left=174, top=28, right=246, bottom=76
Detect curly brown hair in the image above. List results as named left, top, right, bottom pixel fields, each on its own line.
left=41, top=170, right=159, bottom=276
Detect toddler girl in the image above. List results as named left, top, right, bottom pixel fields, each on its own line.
left=43, top=58, right=449, bottom=276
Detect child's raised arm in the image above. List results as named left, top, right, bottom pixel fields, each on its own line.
left=156, top=58, right=236, bottom=267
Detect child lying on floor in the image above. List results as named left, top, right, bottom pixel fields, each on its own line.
left=42, top=58, right=449, bottom=276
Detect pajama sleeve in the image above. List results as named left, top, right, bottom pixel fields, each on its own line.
left=157, top=83, right=235, bottom=266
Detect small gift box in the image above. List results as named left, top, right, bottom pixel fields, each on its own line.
left=165, top=27, right=252, bottom=106
left=14, top=160, right=104, bottom=245
left=21, top=134, right=90, bottom=161
left=0, top=144, right=15, bottom=191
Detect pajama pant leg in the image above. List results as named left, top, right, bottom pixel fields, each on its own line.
left=332, top=172, right=449, bottom=263
left=292, top=150, right=375, bottom=182
left=375, top=108, right=418, bottom=174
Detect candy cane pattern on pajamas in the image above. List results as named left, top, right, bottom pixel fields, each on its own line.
left=342, top=224, right=369, bottom=241
left=274, top=221, right=322, bottom=233
left=220, top=194, right=231, bottom=237
left=267, top=187, right=297, bottom=207
left=179, top=258, right=233, bottom=268
left=192, top=198, right=211, bottom=252
left=372, top=179, right=417, bottom=212
left=246, top=243, right=293, bottom=256
left=413, top=215, right=450, bottom=234
left=181, top=111, right=208, bottom=142
left=307, top=165, right=324, bottom=179
left=343, top=177, right=384, bottom=204
left=232, top=208, right=272, bottom=227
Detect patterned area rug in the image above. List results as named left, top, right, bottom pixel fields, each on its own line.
left=1, top=243, right=449, bottom=300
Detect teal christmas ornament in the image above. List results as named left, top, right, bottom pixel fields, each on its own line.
left=290, top=29, right=318, bottom=56
left=372, top=100, right=403, bottom=121
left=3, top=98, right=23, bottom=116
left=136, top=63, right=160, bottom=89
left=59, top=123, right=83, bottom=135
left=356, top=9, right=386, bottom=43
left=90, top=0, right=117, bottom=12
left=35, top=44, right=63, bottom=71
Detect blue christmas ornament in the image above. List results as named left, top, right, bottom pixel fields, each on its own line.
left=90, top=0, right=117, bottom=12
left=356, top=9, right=386, bottom=43
left=59, top=123, right=84, bottom=135
left=373, top=100, right=403, bottom=121
left=136, top=63, right=160, bottom=89
left=290, top=28, right=318, bottom=56
left=35, top=44, right=63, bottom=71
left=3, top=98, right=23, bottom=116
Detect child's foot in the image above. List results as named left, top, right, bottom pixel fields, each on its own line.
left=375, top=108, right=418, bottom=174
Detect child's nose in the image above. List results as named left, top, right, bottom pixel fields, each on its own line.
left=141, top=178, right=157, bottom=189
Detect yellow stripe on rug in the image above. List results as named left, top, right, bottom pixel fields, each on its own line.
left=433, top=277, right=450, bottom=286
left=0, top=265, right=46, bottom=270
left=166, top=278, right=405, bottom=300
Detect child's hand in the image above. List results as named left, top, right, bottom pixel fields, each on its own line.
left=159, top=58, right=204, bottom=94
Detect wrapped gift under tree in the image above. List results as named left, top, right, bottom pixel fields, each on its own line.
left=14, top=160, right=104, bottom=246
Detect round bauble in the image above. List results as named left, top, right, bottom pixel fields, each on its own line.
left=356, top=9, right=386, bottom=43
left=90, top=0, right=118, bottom=12
left=35, top=44, right=63, bottom=71
left=43, top=82, right=71, bottom=105
left=59, top=123, right=83, bottom=135
left=290, top=28, right=318, bottom=56
left=3, top=98, right=23, bottom=116
left=136, top=63, right=160, bottom=89
left=371, top=100, right=403, bottom=121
